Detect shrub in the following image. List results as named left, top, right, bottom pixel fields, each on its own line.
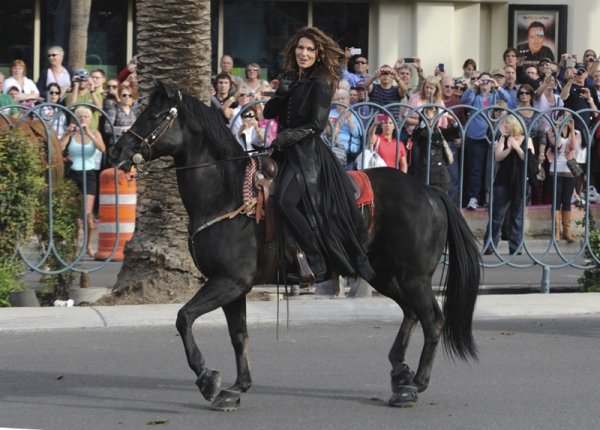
left=577, top=213, right=600, bottom=292
left=35, top=178, right=81, bottom=305
left=0, top=127, right=46, bottom=306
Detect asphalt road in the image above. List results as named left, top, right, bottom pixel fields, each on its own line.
left=1, top=317, right=599, bottom=430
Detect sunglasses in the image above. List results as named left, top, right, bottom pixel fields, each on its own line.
left=48, top=91, right=60, bottom=95
left=47, top=53, right=59, bottom=57
left=120, top=94, right=132, bottom=97
left=453, top=85, right=465, bottom=90
left=380, top=71, right=392, bottom=76
left=241, top=113, right=255, bottom=119
left=355, top=61, right=367, bottom=65
left=518, top=91, right=532, bottom=96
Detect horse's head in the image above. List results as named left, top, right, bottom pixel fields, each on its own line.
left=109, top=80, right=184, bottom=171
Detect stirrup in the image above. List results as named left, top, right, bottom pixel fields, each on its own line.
left=296, top=250, right=316, bottom=287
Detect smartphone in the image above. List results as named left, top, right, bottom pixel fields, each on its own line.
left=404, top=57, right=415, bottom=63
left=262, top=91, right=275, bottom=97
left=438, top=63, right=445, bottom=73
left=376, top=114, right=387, bottom=122
left=350, top=47, right=362, bottom=56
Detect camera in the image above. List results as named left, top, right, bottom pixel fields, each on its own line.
left=404, top=57, right=415, bottom=63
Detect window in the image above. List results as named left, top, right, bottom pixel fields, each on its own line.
left=40, top=0, right=128, bottom=78
left=220, top=1, right=369, bottom=80
left=223, top=0, right=308, bottom=80
left=313, top=2, right=369, bottom=58
left=0, top=0, right=34, bottom=75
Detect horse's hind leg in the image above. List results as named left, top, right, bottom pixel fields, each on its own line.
left=406, top=278, right=444, bottom=393
left=389, top=306, right=418, bottom=387
left=175, top=276, right=249, bottom=405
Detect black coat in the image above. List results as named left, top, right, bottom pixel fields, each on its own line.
left=413, top=125, right=451, bottom=191
left=264, top=68, right=374, bottom=280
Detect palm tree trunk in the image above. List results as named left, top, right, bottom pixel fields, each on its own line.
left=111, top=0, right=212, bottom=302
left=69, top=0, right=92, bottom=68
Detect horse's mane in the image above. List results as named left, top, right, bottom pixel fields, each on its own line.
left=169, top=90, right=246, bottom=204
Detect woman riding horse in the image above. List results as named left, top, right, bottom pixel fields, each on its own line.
left=264, top=27, right=374, bottom=284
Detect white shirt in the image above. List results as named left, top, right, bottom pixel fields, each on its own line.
left=45, top=68, right=72, bottom=92
left=3, top=76, right=39, bottom=95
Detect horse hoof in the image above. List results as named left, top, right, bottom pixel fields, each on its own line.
left=196, top=369, right=221, bottom=402
left=388, top=385, right=418, bottom=408
left=211, top=389, right=241, bottom=412
left=391, top=364, right=415, bottom=389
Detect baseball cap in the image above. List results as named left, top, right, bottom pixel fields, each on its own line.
left=73, top=67, right=89, bottom=79
left=575, top=63, right=587, bottom=72
left=490, top=68, right=505, bottom=77
left=539, top=58, right=553, bottom=65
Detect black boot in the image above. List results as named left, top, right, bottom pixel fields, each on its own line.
left=297, top=232, right=328, bottom=284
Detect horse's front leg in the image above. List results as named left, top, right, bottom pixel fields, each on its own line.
left=175, top=276, right=248, bottom=405
left=210, top=294, right=252, bottom=411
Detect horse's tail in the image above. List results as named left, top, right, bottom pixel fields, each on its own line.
left=438, top=192, right=481, bottom=361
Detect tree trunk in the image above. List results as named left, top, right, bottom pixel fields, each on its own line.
left=111, top=0, right=212, bottom=302
left=69, top=0, right=92, bottom=68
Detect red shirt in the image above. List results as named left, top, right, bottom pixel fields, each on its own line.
left=374, top=134, right=406, bottom=167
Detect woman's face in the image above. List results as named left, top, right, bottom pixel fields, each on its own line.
left=463, top=64, right=475, bottom=76
left=246, top=66, right=259, bottom=79
left=382, top=118, right=395, bottom=134
left=423, top=83, right=436, bottom=97
left=120, top=89, right=133, bottom=105
left=12, top=65, right=24, bottom=77
left=295, top=37, right=317, bottom=71
left=76, top=111, right=92, bottom=126
left=48, top=86, right=61, bottom=102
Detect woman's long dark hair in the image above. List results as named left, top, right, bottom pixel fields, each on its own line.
left=282, top=27, right=344, bottom=87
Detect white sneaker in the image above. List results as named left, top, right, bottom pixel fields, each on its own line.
left=587, top=186, right=600, bottom=203
left=466, top=197, right=478, bottom=210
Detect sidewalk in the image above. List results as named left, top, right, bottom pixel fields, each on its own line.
left=1, top=293, right=600, bottom=331
left=5, top=239, right=598, bottom=331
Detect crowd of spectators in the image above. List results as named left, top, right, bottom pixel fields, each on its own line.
left=0, top=46, right=139, bottom=256
left=3, top=39, right=600, bottom=251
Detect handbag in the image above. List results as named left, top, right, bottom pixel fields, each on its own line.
left=356, top=137, right=387, bottom=169
left=566, top=158, right=583, bottom=177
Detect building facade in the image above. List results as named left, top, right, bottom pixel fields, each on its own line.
left=0, top=0, right=597, bottom=83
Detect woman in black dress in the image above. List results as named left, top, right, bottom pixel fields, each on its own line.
left=264, top=27, right=374, bottom=283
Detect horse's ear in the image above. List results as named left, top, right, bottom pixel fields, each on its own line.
left=155, top=80, right=182, bottom=102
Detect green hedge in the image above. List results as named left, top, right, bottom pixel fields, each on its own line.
left=0, top=127, right=46, bottom=305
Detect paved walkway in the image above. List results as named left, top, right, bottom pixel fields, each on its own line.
left=2, top=293, right=600, bottom=331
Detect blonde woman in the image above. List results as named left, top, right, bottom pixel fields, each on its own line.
left=483, top=115, right=534, bottom=255
left=60, top=106, right=106, bottom=256
left=242, top=63, right=272, bottom=99
left=403, top=76, right=447, bottom=175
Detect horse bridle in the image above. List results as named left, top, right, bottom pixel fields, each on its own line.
left=125, top=106, right=179, bottom=171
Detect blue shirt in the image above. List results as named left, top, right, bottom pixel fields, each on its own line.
left=67, top=136, right=97, bottom=171
left=461, top=88, right=511, bottom=139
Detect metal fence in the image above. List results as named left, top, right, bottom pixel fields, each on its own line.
left=4, top=99, right=600, bottom=292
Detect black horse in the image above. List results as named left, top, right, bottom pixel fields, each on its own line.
left=110, top=81, right=481, bottom=411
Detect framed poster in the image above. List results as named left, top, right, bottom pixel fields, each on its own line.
left=508, top=5, right=568, bottom=67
